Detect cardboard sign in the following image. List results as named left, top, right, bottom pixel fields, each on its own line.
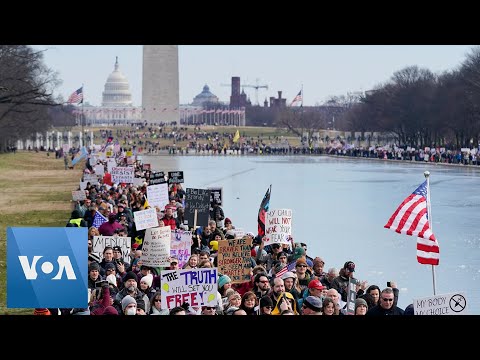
left=265, top=209, right=292, bottom=245
left=184, top=188, right=210, bottom=228
left=217, top=237, right=253, bottom=283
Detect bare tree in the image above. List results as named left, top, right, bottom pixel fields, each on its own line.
left=0, top=45, right=61, bottom=151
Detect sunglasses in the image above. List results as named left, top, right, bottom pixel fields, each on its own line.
left=154, top=299, right=161, bottom=302
left=296, top=264, right=307, bottom=268
left=205, top=307, right=216, bottom=310
left=382, top=298, right=394, bottom=302
left=264, top=306, right=272, bottom=309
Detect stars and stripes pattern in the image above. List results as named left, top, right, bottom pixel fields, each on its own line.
left=384, top=180, right=439, bottom=265
left=290, top=90, right=302, bottom=106
left=92, top=211, right=107, bottom=228
left=275, top=264, right=288, bottom=278
left=67, top=87, right=83, bottom=104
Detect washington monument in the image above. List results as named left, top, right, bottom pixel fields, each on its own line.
left=142, top=45, right=179, bottom=124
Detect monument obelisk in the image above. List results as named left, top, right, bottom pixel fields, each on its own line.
left=142, top=45, right=179, bottom=124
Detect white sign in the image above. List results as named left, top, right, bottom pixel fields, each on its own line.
left=79, top=181, right=89, bottom=191
left=92, top=236, right=131, bottom=261
left=133, top=177, right=146, bottom=187
left=83, top=173, right=99, bottom=185
left=94, top=164, right=104, bottom=176
left=413, top=292, right=468, bottom=315
left=233, top=228, right=245, bottom=239
left=107, top=158, right=116, bottom=173
left=133, top=207, right=159, bottom=231
left=111, top=166, right=134, bottom=184
left=170, top=230, right=192, bottom=269
left=147, top=183, right=169, bottom=210
left=265, top=208, right=292, bottom=245
left=72, top=190, right=86, bottom=201
left=141, top=226, right=171, bottom=267
left=160, top=268, right=218, bottom=309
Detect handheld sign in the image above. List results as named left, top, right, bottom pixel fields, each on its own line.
left=217, top=237, right=253, bottom=283
left=141, top=226, right=171, bottom=267
left=168, top=171, right=184, bottom=184
left=265, top=209, right=292, bottom=245
left=413, top=292, right=468, bottom=315
left=133, top=208, right=159, bottom=231
left=208, top=187, right=223, bottom=211
left=161, top=268, right=218, bottom=309
left=184, top=188, right=210, bottom=228
left=149, top=171, right=166, bottom=185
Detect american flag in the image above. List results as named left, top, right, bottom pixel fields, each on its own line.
left=67, top=87, right=83, bottom=104
left=290, top=90, right=302, bottom=107
left=275, top=264, right=288, bottom=278
left=92, top=211, right=107, bottom=229
left=384, top=180, right=439, bottom=265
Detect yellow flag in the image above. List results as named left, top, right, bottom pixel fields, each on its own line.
left=143, top=198, right=150, bottom=209
left=233, top=130, right=240, bottom=143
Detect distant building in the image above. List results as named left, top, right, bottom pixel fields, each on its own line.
left=192, top=84, right=219, bottom=106
left=76, top=57, right=141, bottom=125
left=230, top=76, right=251, bottom=108
left=269, top=91, right=287, bottom=109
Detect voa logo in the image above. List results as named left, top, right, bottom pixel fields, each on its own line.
left=18, top=256, right=77, bottom=280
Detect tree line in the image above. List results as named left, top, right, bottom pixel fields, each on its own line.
left=250, top=47, right=480, bottom=150
left=0, top=45, right=75, bottom=152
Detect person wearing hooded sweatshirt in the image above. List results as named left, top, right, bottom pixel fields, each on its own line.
left=67, top=210, right=88, bottom=227
left=271, top=291, right=299, bottom=315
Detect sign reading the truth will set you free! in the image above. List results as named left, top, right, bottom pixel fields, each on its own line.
left=7, top=227, right=88, bottom=308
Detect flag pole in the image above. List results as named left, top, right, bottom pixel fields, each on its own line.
left=81, top=83, right=85, bottom=148
left=424, top=170, right=437, bottom=295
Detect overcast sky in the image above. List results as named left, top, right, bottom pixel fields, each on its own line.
left=32, top=45, right=475, bottom=107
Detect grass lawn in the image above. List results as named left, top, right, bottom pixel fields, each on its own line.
left=0, top=151, right=82, bottom=314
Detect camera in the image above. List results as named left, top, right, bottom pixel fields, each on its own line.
left=387, top=281, right=392, bottom=288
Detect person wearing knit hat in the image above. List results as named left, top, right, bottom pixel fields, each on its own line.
left=88, top=262, right=102, bottom=290
left=122, top=271, right=137, bottom=284
left=224, top=217, right=232, bottom=225
left=293, top=245, right=306, bottom=260
left=106, top=274, right=117, bottom=287
left=355, top=298, right=368, bottom=315
left=140, top=274, right=153, bottom=288
left=302, top=296, right=323, bottom=315
left=121, top=295, right=137, bottom=315
left=136, top=298, right=146, bottom=315
left=102, top=306, right=118, bottom=315
left=139, top=274, right=154, bottom=297
left=295, top=257, right=308, bottom=268
left=258, top=296, right=273, bottom=315
left=312, top=257, right=326, bottom=280
left=218, top=275, right=232, bottom=292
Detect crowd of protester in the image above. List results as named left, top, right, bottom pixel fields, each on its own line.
left=33, top=143, right=419, bottom=316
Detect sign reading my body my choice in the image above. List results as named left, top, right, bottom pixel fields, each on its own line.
left=7, top=227, right=88, bottom=308
left=184, top=188, right=210, bottom=227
